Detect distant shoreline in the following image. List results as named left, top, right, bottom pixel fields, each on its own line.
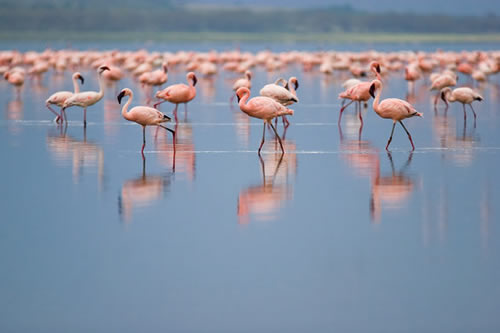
left=1, top=31, right=500, bottom=43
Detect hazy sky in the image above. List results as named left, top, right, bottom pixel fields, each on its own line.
left=190, top=0, right=500, bottom=15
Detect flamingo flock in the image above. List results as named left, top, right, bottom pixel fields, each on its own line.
left=1, top=48, right=496, bottom=156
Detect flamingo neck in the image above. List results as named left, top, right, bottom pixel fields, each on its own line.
left=238, top=90, right=251, bottom=112
left=72, top=76, right=80, bottom=93
left=288, top=79, right=297, bottom=96
left=121, top=92, right=134, bottom=121
left=445, top=90, right=455, bottom=102
left=97, top=72, right=105, bottom=99
left=373, top=82, right=383, bottom=113
left=372, top=67, right=382, bottom=81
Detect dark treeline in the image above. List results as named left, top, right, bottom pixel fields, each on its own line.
left=0, top=5, right=499, bottom=33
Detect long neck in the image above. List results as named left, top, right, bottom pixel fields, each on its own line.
left=445, top=90, right=455, bottom=102
left=372, top=67, right=382, bottom=81
left=96, top=72, right=105, bottom=99
left=288, top=79, right=297, bottom=96
left=372, top=82, right=383, bottom=112
left=238, top=91, right=251, bottom=112
left=72, top=76, right=80, bottom=93
left=121, top=92, right=134, bottom=121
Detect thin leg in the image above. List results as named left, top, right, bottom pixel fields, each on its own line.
left=469, top=104, right=477, bottom=128
left=386, top=122, right=396, bottom=151
left=158, top=125, right=176, bottom=171
left=173, top=104, right=179, bottom=123
left=83, top=108, right=87, bottom=128
left=141, top=126, right=146, bottom=157
left=339, top=100, right=354, bottom=124
left=46, top=104, right=61, bottom=122
left=357, top=101, right=364, bottom=128
left=258, top=122, right=266, bottom=155
left=399, top=120, right=415, bottom=151
left=153, top=99, right=167, bottom=109
left=269, top=121, right=285, bottom=154
left=282, top=115, right=290, bottom=128
left=433, top=92, right=439, bottom=106
left=463, top=104, right=467, bottom=121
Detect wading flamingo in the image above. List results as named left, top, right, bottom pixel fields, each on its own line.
left=236, top=87, right=293, bottom=154
left=441, top=87, right=483, bottom=122
left=61, top=66, right=110, bottom=127
left=46, top=72, right=84, bottom=123
left=231, top=70, right=252, bottom=102
left=429, top=72, right=457, bottom=107
left=369, top=79, right=423, bottom=151
left=154, top=72, right=197, bottom=120
left=118, top=88, right=176, bottom=158
left=260, top=77, right=299, bottom=127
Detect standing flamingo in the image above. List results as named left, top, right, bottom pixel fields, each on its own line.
left=61, top=66, right=110, bottom=127
left=369, top=80, right=423, bottom=151
left=46, top=72, right=84, bottom=123
left=429, top=72, right=457, bottom=107
left=440, top=87, right=483, bottom=122
left=3, top=70, right=25, bottom=98
left=154, top=72, right=197, bottom=120
left=236, top=87, right=293, bottom=154
left=338, top=61, right=382, bottom=126
left=118, top=88, right=176, bottom=158
left=259, top=76, right=299, bottom=127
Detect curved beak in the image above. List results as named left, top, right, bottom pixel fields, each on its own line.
left=192, top=74, right=197, bottom=87
left=369, top=83, right=376, bottom=98
left=376, top=64, right=381, bottom=73
left=100, top=66, right=110, bottom=73
left=236, top=94, right=241, bottom=103
left=163, top=114, right=171, bottom=121
left=294, top=80, right=299, bottom=91
left=78, top=75, right=84, bottom=85
left=117, top=90, right=126, bottom=104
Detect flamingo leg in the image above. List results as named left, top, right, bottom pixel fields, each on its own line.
left=258, top=122, right=267, bottom=155
left=399, top=120, right=415, bottom=151
left=83, top=108, right=87, bottom=128
left=153, top=100, right=167, bottom=109
left=46, top=104, right=61, bottom=122
left=158, top=125, right=176, bottom=171
left=141, top=126, right=146, bottom=157
left=462, top=103, right=467, bottom=121
left=358, top=101, right=364, bottom=128
left=386, top=122, right=396, bottom=151
left=469, top=104, right=477, bottom=128
left=282, top=115, right=290, bottom=128
left=339, top=100, right=354, bottom=125
left=269, top=121, right=285, bottom=154
left=433, top=92, right=439, bottom=106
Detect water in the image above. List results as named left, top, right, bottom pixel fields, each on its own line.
left=1, top=42, right=500, bottom=332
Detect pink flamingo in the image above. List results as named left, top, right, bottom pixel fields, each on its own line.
left=369, top=80, right=423, bottom=151
left=154, top=72, right=197, bottom=120
left=440, top=87, right=483, bottom=122
left=338, top=61, right=381, bottom=126
left=429, top=72, right=457, bottom=106
left=118, top=88, right=176, bottom=159
left=236, top=87, right=293, bottom=154
left=3, top=70, right=25, bottom=98
left=46, top=72, right=84, bottom=123
left=62, top=66, right=110, bottom=127
left=259, top=77, right=299, bottom=128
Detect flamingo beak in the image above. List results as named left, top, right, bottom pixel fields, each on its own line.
left=117, top=90, right=126, bottom=104
left=237, top=93, right=241, bottom=103
left=163, top=114, right=171, bottom=121
left=78, top=75, right=84, bottom=84
left=100, top=66, right=110, bottom=73
left=192, top=75, right=197, bottom=86
left=376, top=64, right=381, bottom=73
left=369, top=84, right=376, bottom=98
left=294, top=80, right=299, bottom=90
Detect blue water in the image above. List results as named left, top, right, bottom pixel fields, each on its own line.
left=1, top=42, right=500, bottom=332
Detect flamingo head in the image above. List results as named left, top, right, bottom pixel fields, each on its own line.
left=289, top=77, right=299, bottom=91
left=162, top=62, right=168, bottom=74
left=73, top=72, right=84, bottom=84
left=440, top=87, right=452, bottom=103
left=98, top=65, right=110, bottom=74
left=236, top=87, right=250, bottom=103
left=117, top=88, right=131, bottom=104
left=245, top=70, right=252, bottom=80
left=187, top=72, right=197, bottom=86
left=370, top=61, right=381, bottom=74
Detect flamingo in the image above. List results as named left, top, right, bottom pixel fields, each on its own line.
left=154, top=72, right=197, bottom=120
left=236, top=87, right=293, bottom=154
left=3, top=70, right=25, bottom=98
left=61, top=66, right=110, bottom=127
left=440, top=87, right=483, bottom=122
left=231, top=70, right=252, bottom=102
left=429, top=72, right=457, bottom=107
left=338, top=61, right=382, bottom=126
left=369, top=79, right=423, bottom=151
left=118, top=88, right=176, bottom=158
left=259, top=77, right=299, bottom=128
left=46, top=72, right=84, bottom=123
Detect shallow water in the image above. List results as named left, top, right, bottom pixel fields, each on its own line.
left=1, top=42, right=500, bottom=332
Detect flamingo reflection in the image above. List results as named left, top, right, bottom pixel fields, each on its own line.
left=370, top=152, right=415, bottom=223
left=118, top=157, right=172, bottom=223
left=237, top=143, right=296, bottom=224
left=46, top=126, right=104, bottom=187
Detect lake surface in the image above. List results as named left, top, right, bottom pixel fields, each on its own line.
left=1, top=41, right=500, bottom=332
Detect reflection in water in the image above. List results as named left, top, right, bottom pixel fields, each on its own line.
left=237, top=141, right=296, bottom=224
left=103, top=98, right=121, bottom=139
left=156, top=122, right=194, bottom=181
left=370, top=152, right=415, bottom=223
left=46, top=126, right=104, bottom=187
left=118, top=157, right=172, bottom=223
left=6, top=98, right=23, bottom=135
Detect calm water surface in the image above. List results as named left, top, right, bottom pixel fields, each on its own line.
left=1, top=42, right=500, bottom=332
